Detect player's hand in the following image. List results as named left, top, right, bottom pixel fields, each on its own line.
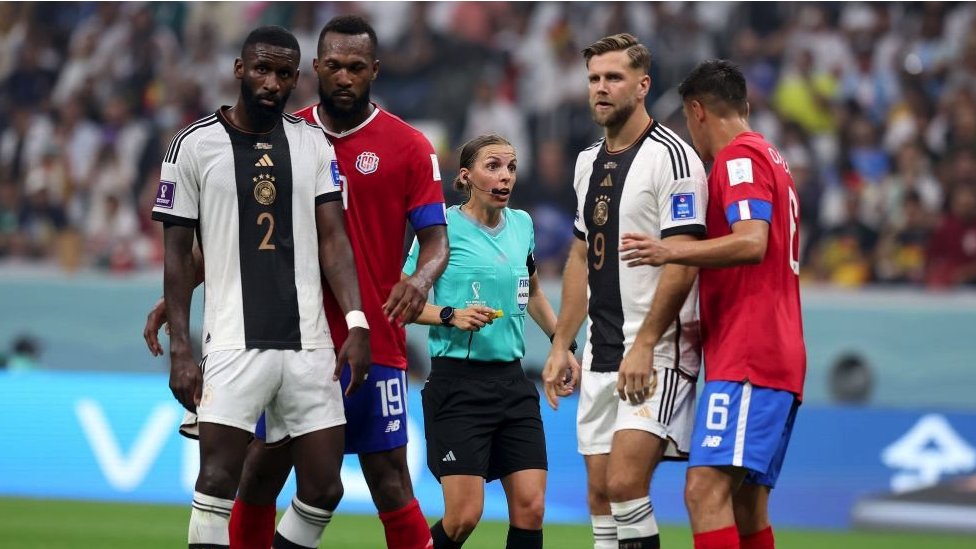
left=451, top=305, right=496, bottom=331
left=335, top=326, right=371, bottom=396
left=620, top=232, right=672, bottom=267
left=144, top=296, right=169, bottom=356
left=542, top=346, right=579, bottom=410
left=383, top=276, right=428, bottom=325
left=616, top=344, right=657, bottom=404
left=169, top=354, right=202, bottom=413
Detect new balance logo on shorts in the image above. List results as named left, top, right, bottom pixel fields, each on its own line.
left=702, top=435, right=723, bottom=448
left=442, top=450, right=456, bottom=462
left=384, top=420, right=401, bottom=433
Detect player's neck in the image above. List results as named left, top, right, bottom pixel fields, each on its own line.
left=317, top=102, right=375, bottom=133
left=224, top=102, right=277, bottom=134
left=710, top=117, right=752, bottom=158
left=461, top=201, right=502, bottom=228
left=604, top=107, right=651, bottom=152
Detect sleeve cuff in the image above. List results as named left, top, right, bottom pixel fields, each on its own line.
left=315, top=191, right=342, bottom=205
left=152, top=211, right=197, bottom=228
left=408, top=203, right=448, bottom=230
left=573, top=227, right=586, bottom=241
left=661, top=224, right=706, bottom=239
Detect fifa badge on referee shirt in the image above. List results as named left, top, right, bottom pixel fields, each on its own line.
left=593, top=195, right=610, bottom=226
left=253, top=175, right=277, bottom=205
left=466, top=281, right=486, bottom=307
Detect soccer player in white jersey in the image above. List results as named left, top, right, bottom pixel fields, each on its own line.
left=151, top=27, right=369, bottom=549
left=542, top=33, right=708, bottom=549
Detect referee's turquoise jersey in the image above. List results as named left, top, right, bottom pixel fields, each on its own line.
left=404, top=205, right=535, bottom=361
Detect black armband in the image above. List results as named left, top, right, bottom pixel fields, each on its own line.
left=550, top=333, right=579, bottom=354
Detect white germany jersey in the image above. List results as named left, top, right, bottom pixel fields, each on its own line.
left=573, top=121, right=707, bottom=376
left=151, top=108, right=343, bottom=355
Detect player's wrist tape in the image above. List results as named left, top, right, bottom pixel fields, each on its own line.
left=345, top=310, right=369, bottom=330
left=549, top=333, right=578, bottom=354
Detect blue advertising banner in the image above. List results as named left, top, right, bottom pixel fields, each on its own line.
left=2, top=370, right=975, bottom=529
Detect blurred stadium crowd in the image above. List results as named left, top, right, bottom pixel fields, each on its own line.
left=1, top=2, right=974, bottom=288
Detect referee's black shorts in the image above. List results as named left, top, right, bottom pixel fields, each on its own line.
left=421, top=357, right=548, bottom=482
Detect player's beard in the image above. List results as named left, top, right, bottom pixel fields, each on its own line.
left=241, top=81, right=288, bottom=128
left=320, top=85, right=371, bottom=122
left=592, top=99, right=637, bottom=130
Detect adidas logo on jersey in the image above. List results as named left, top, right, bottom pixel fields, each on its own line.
left=600, top=174, right=613, bottom=187
left=442, top=450, right=457, bottom=462
left=384, top=420, right=401, bottom=433
left=702, top=435, right=723, bottom=448
left=633, top=406, right=652, bottom=418
left=255, top=154, right=273, bottom=167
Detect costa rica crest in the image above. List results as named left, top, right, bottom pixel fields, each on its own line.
left=356, top=151, right=380, bottom=174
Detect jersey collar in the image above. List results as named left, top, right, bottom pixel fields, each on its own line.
left=314, top=103, right=381, bottom=138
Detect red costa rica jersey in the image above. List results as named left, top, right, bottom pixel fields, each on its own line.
left=294, top=104, right=446, bottom=369
left=699, top=132, right=807, bottom=398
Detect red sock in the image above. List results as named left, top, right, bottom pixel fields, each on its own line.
left=378, top=498, right=432, bottom=549
left=694, top=525, right=740, bottom=549
left=229, top=499, right=276, bottom=549
left=740, top=526, right=774, bottom=549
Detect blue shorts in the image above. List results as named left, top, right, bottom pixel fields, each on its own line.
left=254, top=364, right=409, bottom=455
left=688, top=381, right=799, bottom=488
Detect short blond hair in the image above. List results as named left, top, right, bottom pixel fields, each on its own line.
left=582, top=33, right=651, bottom=73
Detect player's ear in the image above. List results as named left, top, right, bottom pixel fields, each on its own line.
left=692, top=99, right=706, bottom=123
left=638, top=74, right=650, bottom=99
left=234, top=57, right=244, bottom=80
left=372, top=59, right=380, bottom=81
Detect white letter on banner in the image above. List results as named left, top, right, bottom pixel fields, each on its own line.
left=881, top=414, right=976, bottom=492
left=76, top=399, right=180, bottom=491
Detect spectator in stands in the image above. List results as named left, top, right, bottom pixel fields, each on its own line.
left=926, top=185, right=976, bottom=288
left=875, top=190, right=935, bottom=285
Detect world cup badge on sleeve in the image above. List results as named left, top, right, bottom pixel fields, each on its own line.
left=155, top=181, right=175, bottom=209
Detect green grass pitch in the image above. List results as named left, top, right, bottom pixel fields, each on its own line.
left=0, top=497, right=973, bottom=548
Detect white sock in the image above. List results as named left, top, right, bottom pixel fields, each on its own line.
left=610, top=497, right=659, bottom=542
left=188, top=491, right=233, bottom=546
left=591, top=514, right=617, bottom=549
left=274, top=497, right=333, bottom=548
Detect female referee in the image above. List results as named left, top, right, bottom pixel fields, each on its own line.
left=402, top=134, right=580, bottom=549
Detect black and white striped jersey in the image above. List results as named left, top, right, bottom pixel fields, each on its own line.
left=152, top=108, right=343, bottom=355
left=572, top=120, right=707, bottom=375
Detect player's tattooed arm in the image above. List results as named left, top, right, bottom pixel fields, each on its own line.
left=144, top=241, right=204, bottom=356
left=162, top=224, right=202, bottom=412
left=384, top=224, right=448, bottom=324
left=316, top=200, right=371, bottom=396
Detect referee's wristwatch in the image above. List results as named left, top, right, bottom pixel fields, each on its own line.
left=439, top=306, right=455, bottom=327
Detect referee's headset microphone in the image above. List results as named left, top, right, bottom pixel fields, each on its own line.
left=467, top=178, right=509, bottom=196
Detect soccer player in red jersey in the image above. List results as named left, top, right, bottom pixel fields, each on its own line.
left=620, top=59, right=806, bottom=549
left=145, top=16, right=448, bottom=549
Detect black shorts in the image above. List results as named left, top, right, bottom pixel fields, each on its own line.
left=422, top=357, right=548, bottom=482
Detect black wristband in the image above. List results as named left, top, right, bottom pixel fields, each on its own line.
left=550, top=333, right=579, bottom=354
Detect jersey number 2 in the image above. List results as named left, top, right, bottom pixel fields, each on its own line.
left=257, top=212, right=276, bottom=251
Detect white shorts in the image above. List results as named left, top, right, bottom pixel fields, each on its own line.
left=576, top=367, right=696, bottom=458
left=192, top=348, right=345, bottom=444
